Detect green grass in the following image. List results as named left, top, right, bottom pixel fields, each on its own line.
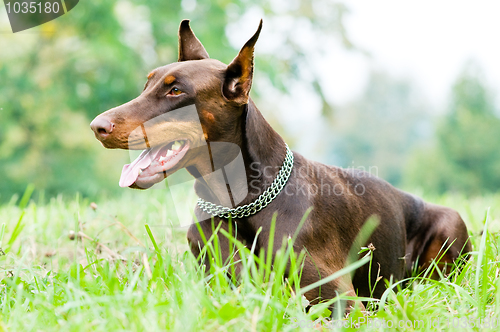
left=0, top=187, right=499, bottom=331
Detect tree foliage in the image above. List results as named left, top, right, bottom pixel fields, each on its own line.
left=328, top=70, right=429, bottom=185
left=404, top=63, right=500, bottom=194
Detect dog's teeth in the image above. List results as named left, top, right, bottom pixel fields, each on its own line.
left=171, top=140, right=183, bottom=151
left=138, top=169, right=143, bottom=175
left=159, top=156, right=166, bottom=162
left=166, top=149, right=174, bottom=157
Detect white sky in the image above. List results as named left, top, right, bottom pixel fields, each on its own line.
left=322, top=0, right=500, bottom=109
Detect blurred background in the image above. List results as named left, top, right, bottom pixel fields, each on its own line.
left=1, top=0, right=499, bottom=203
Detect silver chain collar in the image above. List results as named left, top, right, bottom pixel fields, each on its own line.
left=197, top=144, right=294, bottom=219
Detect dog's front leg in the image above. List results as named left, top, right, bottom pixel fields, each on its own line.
left=299, top=260, right=366, bottom=316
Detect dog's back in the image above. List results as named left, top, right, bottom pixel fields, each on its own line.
left=290, top=160, right=470, bottom=299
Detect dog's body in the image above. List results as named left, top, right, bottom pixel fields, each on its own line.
left=91, top=20, right=471, bottom=312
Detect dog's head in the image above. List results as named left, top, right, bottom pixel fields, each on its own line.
left=90, top=20, right=262, bottom=189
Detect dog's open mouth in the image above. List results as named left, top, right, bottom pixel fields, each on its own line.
left=119, top=139, right=190, bottom=187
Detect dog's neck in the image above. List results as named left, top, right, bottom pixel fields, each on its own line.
left=190, top=99, right=287, bottom=208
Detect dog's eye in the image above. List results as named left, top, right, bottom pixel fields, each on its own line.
left=167, top=87, right=183, bottom=96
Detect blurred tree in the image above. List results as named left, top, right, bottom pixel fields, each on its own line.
left=404, top=62, right=500, bottom=194
left=0, top=0, right=351, bottom=201
left=327, top=70, right=429, bottom=185
left=0, top=2, right=146, bottom=201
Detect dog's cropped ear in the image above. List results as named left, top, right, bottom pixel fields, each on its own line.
left=223, top=20, right=262, bottom=105
left=178, top=20, right=210, bottom=61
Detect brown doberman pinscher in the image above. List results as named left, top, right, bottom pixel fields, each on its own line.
left=90, top=20, right=471, bottom=313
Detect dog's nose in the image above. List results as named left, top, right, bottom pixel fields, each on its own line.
left=90, top=116, right=115, bottom=139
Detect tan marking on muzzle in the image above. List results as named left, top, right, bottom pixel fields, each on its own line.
left=128, top=105, right=206, bottom=150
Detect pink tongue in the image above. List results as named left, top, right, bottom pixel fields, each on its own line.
left=119, top=146, right=163, bottom=187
